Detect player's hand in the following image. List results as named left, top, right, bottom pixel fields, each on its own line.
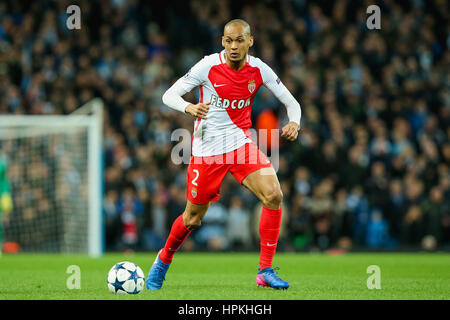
left=281, top=121, right=300, bottom=141
left=185, top=102, right=211, bottom=119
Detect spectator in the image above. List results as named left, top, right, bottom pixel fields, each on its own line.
left=116, top=186, right=144, bottom=252
left=226, top=196, right=252, bottom=250
left=365, top=161, right=390, bottom=210
left=104, top=189, right=121, bottom=251
left=366, top=209, right=389, bottom=249
left=293, top=167, right=312, bottom=196
left=195, top=202, right=229, bottom=251
left=331, top=188, right=353, bottom=250
left=287, top=193, right=311, bottom=251
left=401, top=205, right=424, bottom=247
left=347, top=185, right=370, bottom=246
left=385, top=179, right=406, bottom=242
left=421, top=187, right=449, bottom=248
left=309, top=179, right=334, bottom=250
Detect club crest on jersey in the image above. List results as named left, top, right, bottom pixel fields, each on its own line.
left=248, top=79, right=256, bottom=93
left=191, top=187, right=197, bottom=198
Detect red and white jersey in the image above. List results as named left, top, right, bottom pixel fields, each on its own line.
left=163, top=50, right=301, bottom=157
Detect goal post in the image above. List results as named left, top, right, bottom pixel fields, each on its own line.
left=0, top=98, right=104, bottom=257
left=73, top=98, right=104, bottom=258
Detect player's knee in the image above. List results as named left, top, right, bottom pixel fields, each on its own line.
left=262, top=187, right=283, bottom=209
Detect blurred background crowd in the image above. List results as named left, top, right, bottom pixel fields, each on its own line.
left=0, top=0, right=449, bottom=253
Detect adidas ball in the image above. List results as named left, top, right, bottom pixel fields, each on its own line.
left=107, top=261, right=145, bottom=294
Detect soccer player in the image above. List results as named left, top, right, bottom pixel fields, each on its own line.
left=146, top=19, right=301, bottom=290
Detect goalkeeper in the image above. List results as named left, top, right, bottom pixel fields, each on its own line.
left=0, top=159, right=13, bottom=256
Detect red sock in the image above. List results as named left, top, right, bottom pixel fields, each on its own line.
left=159, top=213, right=191, bottom=264
left=259, top=206, right=282, bottom=270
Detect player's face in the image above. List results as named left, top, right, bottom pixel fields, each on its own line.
left=222, top=25, right=253, bottom=63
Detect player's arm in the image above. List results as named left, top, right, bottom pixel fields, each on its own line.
left=259, top=60, right=302, bottom=141
left=275, top=87, right=301, bottom=141
left=162, top=58, right=211, bottom=119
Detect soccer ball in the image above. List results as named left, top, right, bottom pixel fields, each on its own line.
left=107, top=261, right=145, bottom=294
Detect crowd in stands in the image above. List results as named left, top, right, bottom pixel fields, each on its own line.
left=0, top=0, right=449, bottom=253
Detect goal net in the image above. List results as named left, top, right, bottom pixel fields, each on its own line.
left=0, top=99, right=103, bottom=257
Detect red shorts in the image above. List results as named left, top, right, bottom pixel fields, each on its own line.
left=186, top=142, right=272, bottom=204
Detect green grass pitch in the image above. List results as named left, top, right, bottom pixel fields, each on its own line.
left=0, top=252, right=449, bottom=300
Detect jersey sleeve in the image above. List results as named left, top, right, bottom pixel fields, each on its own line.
left=177, top=56, right=211, bottom=92
left=162, top=56, right=211, bottom=113
left=258, top=59, right=285, bottom=97
left=257, top=59, right=302, bottom=127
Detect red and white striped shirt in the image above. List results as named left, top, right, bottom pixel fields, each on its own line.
left=162, top=50, right=301, bottom=156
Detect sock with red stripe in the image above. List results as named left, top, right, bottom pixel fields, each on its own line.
left=259, top=206, right=282, bottom=270
left=159, top=213, right=191, bottom=265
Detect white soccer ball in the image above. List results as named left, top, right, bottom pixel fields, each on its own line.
left=107, top=261, right=145, bottom=294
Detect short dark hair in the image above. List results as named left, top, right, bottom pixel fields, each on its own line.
left=224, top=19, right=251, bottom=36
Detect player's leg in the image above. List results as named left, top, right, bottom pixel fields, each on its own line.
left=159, top=200, right=210, bottom=264
left=147, top=154, right=228, bottom=290
left=241, top=166, right=282, bottom=209
left=241, top=167, right=284, bottom=267
left=232, top=142, right=284, bottom=268
left=147, top=200, right=210, bottom=290
left=241, top=168, right=289, bottom=289
left=230, top=142, right=288, bottom=289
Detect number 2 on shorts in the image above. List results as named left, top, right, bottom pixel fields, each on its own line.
left=192, top=169, right=199, bottom=186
